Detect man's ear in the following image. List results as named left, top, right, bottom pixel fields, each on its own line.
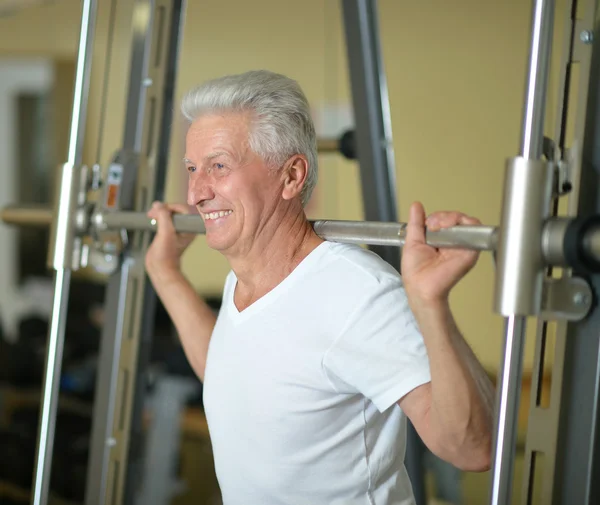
left=281, top=155, right=309, bottom=201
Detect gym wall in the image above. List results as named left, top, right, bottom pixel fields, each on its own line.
left=0, top=0, right=571, bottom=372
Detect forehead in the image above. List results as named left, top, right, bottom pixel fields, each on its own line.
left=185, top=112, right=250, bottom=151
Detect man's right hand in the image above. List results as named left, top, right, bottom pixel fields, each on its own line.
left=145, top=202, right=197, bottom=275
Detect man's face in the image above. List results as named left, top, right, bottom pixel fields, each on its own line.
left=184, top=112, right=284, bottom=255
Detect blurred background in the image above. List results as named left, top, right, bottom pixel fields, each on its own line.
left=0, top=0, right=575, bottom=504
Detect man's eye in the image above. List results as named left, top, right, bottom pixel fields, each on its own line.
left=187, top=166, right=196, bottom=173
left=214, top=163, right=225, bottom=170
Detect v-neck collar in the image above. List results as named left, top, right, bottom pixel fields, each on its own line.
left=226, top=241, right=332, bottom=323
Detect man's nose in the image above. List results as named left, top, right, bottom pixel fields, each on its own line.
left=187, top=173, right=215, bottom=206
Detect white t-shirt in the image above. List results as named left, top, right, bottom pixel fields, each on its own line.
left=203, top=241, right=431, bottom=505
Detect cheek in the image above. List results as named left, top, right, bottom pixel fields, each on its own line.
left=217, top=178, right=241, bottom=202
left=218, top=169, right=281, bottom=212
left=221, top=174, right=263, bottom=202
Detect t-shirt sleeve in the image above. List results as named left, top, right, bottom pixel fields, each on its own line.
left=322, top=276, right=431, bottom=413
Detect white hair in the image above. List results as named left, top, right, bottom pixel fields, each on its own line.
left=180, top=70, right=318, bottom=207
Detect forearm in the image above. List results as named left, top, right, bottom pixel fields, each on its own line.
left=414, top=301, right=494, bottom=469
left=148, top=268, right=216, bottom=381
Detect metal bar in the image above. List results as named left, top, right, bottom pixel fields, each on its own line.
left=84, top=2, right=186, bottom=504
left=84, top=259, right=132, bottom=505
left=316, top=137, right=340, bottom=153
left=66, top=3, right=96, bottom=169
left=341, top=0, right=398, bottom=266
left=521, top=1, right=579, bottom=502
left=31, top=1, right=97, bottom=504
left=494, top=157, right=554, bottom=316
left=32, top=269, right=71, bottom=505
left=566, top=0, right=598, bottom=217
left=123, top=2, right=186, bottom=503
left=85, top=0, right=157, bottom=503
left=99, top=211, right=498, bottom=249
left=490, top=316, right=528, bottom=505
left=490, top=1, right=556, bottom=505
left=341, top=0, right=424, bottom=499
left=133, top=376, right=198, bottom=505
left=521, top=0, right=556, bottom=159
left=5, top=205, right=600, bottom=267
left=554, top=0, right=600, bottom=502
left=1, top=204, right=53, bottom=226
left=123, top=0, right=153, bottom=153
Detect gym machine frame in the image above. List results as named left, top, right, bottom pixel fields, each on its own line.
left=2, top=1, right=600, bottom=505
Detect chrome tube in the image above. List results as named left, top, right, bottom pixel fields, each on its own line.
left=490, top=1, right=555, bottom=504
left=31, top=1, right=97, bottom=504
left=494, top=158, right=554, bottom=316
left=0, top=204, right=53, bottom=227
left=31, top=269, right=71, bottom=505
left=94, top=210, right=498, bottom=250
left=490, top=316, right=528, bottom=505
left=520, top=0, right=555, bottom=160
left=313, top=219, right=496, bottom=249
left=6, top=205, right=600, bottom=267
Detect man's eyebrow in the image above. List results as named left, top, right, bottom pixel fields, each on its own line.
left=203, top=151, right=229, bottom=162
left=182, top=152, right=229, bottom=166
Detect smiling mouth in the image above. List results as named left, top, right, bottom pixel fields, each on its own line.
left=202, top=210, right=233, bottom=221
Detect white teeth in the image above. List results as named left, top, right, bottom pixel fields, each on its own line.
left=203, top=210, right=232, bottom=220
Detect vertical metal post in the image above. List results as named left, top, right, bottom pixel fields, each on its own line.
left=490, top=1, right=555, bottom=505
left=133, top=376, right=198, bottom=505
left=31, top=1, right=97, bottom=504
left=340, top=1, right=425, bottom=503
left=123, top=1, right=186, bottom=502
left=519, top=1, right=599, bottom=504
left=341, top=0, right=398, bottom=265
left=554, top=1, right=600, bottom=502
left=84, top=2, right=186, bottom=504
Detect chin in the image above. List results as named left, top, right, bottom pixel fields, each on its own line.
left=205, top=232, right=236, bottom=252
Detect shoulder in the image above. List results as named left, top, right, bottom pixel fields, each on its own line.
left=305, top=242, right=407, bottom=317
left=314, top=244, right=418, bottom=328
left=319, top=242, right=402, bottom=289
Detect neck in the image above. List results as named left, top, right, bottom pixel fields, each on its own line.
left=228, top=208, right=323, bottom=297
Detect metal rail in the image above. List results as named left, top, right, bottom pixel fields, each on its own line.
left=31, top=1, right=97, bottom=504
left=3, top=205, right=600, bottom=268
left=490, top=0, right=556, bottom=503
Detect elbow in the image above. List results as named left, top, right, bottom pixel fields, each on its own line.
left=433, top=430, right=493, bottom=472
left=456, top=441, right=491, bottom=472
left=453, top=434, right=492, bottom=472
left=476, top=433, right=493, bottom=472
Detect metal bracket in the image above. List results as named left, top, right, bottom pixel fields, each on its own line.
left=540, top=275, right=593, bottom=321
left=555, top=142, right=580, bottom=196
left=47, top=162, right=94, bottom=271
left=556, top=158, right=573, bottom=195
left=86, top=156, right=132, bottom=275
left=543, top=136, right=574, bottom=197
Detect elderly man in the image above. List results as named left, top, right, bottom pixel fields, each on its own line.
left=145, top=70, right=494, bottom=505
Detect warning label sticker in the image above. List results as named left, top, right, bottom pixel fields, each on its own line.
left=105, top=163, right=123, bottom=209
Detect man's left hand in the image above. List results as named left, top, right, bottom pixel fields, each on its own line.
left=401, top=201, right=480, bottom=305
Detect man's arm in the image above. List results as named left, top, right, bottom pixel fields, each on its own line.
left=145, top=202, right=216, bottom=382
left=148, top=268, right=216, bottom=382
left=398, top=301, right=494, bottom=471
left=399, top=202, right=495, bottom=472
